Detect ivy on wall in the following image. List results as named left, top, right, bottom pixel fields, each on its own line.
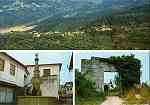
left=96, top=54, right=141, bottom=94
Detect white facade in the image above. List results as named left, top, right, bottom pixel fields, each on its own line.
left=0, top=53, right=27, bottom=87
left=26, top=64, right=61, bottom=78
left=26, top=64, right=61, bottom=97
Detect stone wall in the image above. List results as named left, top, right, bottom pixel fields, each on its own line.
left=17, top=96, right=58, bottom=105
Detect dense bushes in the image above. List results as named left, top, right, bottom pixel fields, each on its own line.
left=75, top=70, right=97, bottom=97
left=75, top=70, right=105, bottom=105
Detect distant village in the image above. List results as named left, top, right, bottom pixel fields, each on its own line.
left=0, top=24, right=113, bottom=35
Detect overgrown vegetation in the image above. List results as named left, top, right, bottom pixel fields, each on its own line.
left=97, top=55, right=141, bottom=95
left=124, top=83, right=150, bottom=104
left=75, top=70, right=105, bottom=105
left=0, top=31, right=113, bottom=50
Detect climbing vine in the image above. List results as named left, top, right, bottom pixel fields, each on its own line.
left=96, top=54, right=141, bottom=94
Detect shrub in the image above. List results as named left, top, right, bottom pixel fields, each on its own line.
left=125, top=83, right=150, bottom=104
left=126, top=90, right=137, bottom=102
left=75, top=70, right=97, bottom=97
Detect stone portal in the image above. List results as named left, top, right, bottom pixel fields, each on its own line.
left=81, top=57, right=117, bottom=91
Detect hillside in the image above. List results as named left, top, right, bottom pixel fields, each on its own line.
left=0, top=0, right=100, bottom=27
left=0, top=0, right=147, bottom=28
left=0, top=0, right=149, bottom=50
left=80, top=3, right=150, bottom=49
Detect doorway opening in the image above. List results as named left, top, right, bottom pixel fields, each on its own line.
left=104, top=72, right=119, bottom=96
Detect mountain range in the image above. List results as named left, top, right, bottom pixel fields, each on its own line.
left=0, top=0, right=149, bottom=28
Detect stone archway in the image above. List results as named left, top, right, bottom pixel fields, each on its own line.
left=81, top=57, right=118, bottom=91
left=81, top=55, right=141, bottom=93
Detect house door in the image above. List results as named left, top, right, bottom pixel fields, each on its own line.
left=0, top=87, right=16, bottom=105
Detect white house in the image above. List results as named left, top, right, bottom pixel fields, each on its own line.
left=0, top=52, right=29, bottom=104
left=26, top=63, right=62, bottom=97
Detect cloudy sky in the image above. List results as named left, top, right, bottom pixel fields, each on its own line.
left=75, top=50, right=150, bottom=85
left=5, top=51, right=73, bottom=85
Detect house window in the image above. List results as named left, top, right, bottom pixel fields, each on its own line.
left=43, top=69, right=51, bottom=77
left=10, top=64, right=15, bottom=76
left=0, top=58, right=4, bottom=71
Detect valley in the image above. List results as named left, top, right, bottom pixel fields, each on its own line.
left=0, top=0, right=149, bottom=50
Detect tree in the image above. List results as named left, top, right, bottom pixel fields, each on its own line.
left=75, top=69, right=96, bottom=97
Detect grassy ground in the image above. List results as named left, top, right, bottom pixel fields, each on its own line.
left=123, top=85, right=150, bottom=105
left=75, top=89, right=120, bottom=105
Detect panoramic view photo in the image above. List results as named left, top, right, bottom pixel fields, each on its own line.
left=0, top=51, right=73, bottom=105
left=0, top=0, right=149, bottom=49
left=75, top=51, right=150, bottom=105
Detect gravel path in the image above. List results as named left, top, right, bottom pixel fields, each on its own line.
left=101, top=96, right=123, bottom=105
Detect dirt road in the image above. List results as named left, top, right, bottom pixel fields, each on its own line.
left=101, top=96, right=123, bottom=105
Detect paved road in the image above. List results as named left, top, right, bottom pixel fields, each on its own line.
left=101, top=96, right=123, bottom=105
